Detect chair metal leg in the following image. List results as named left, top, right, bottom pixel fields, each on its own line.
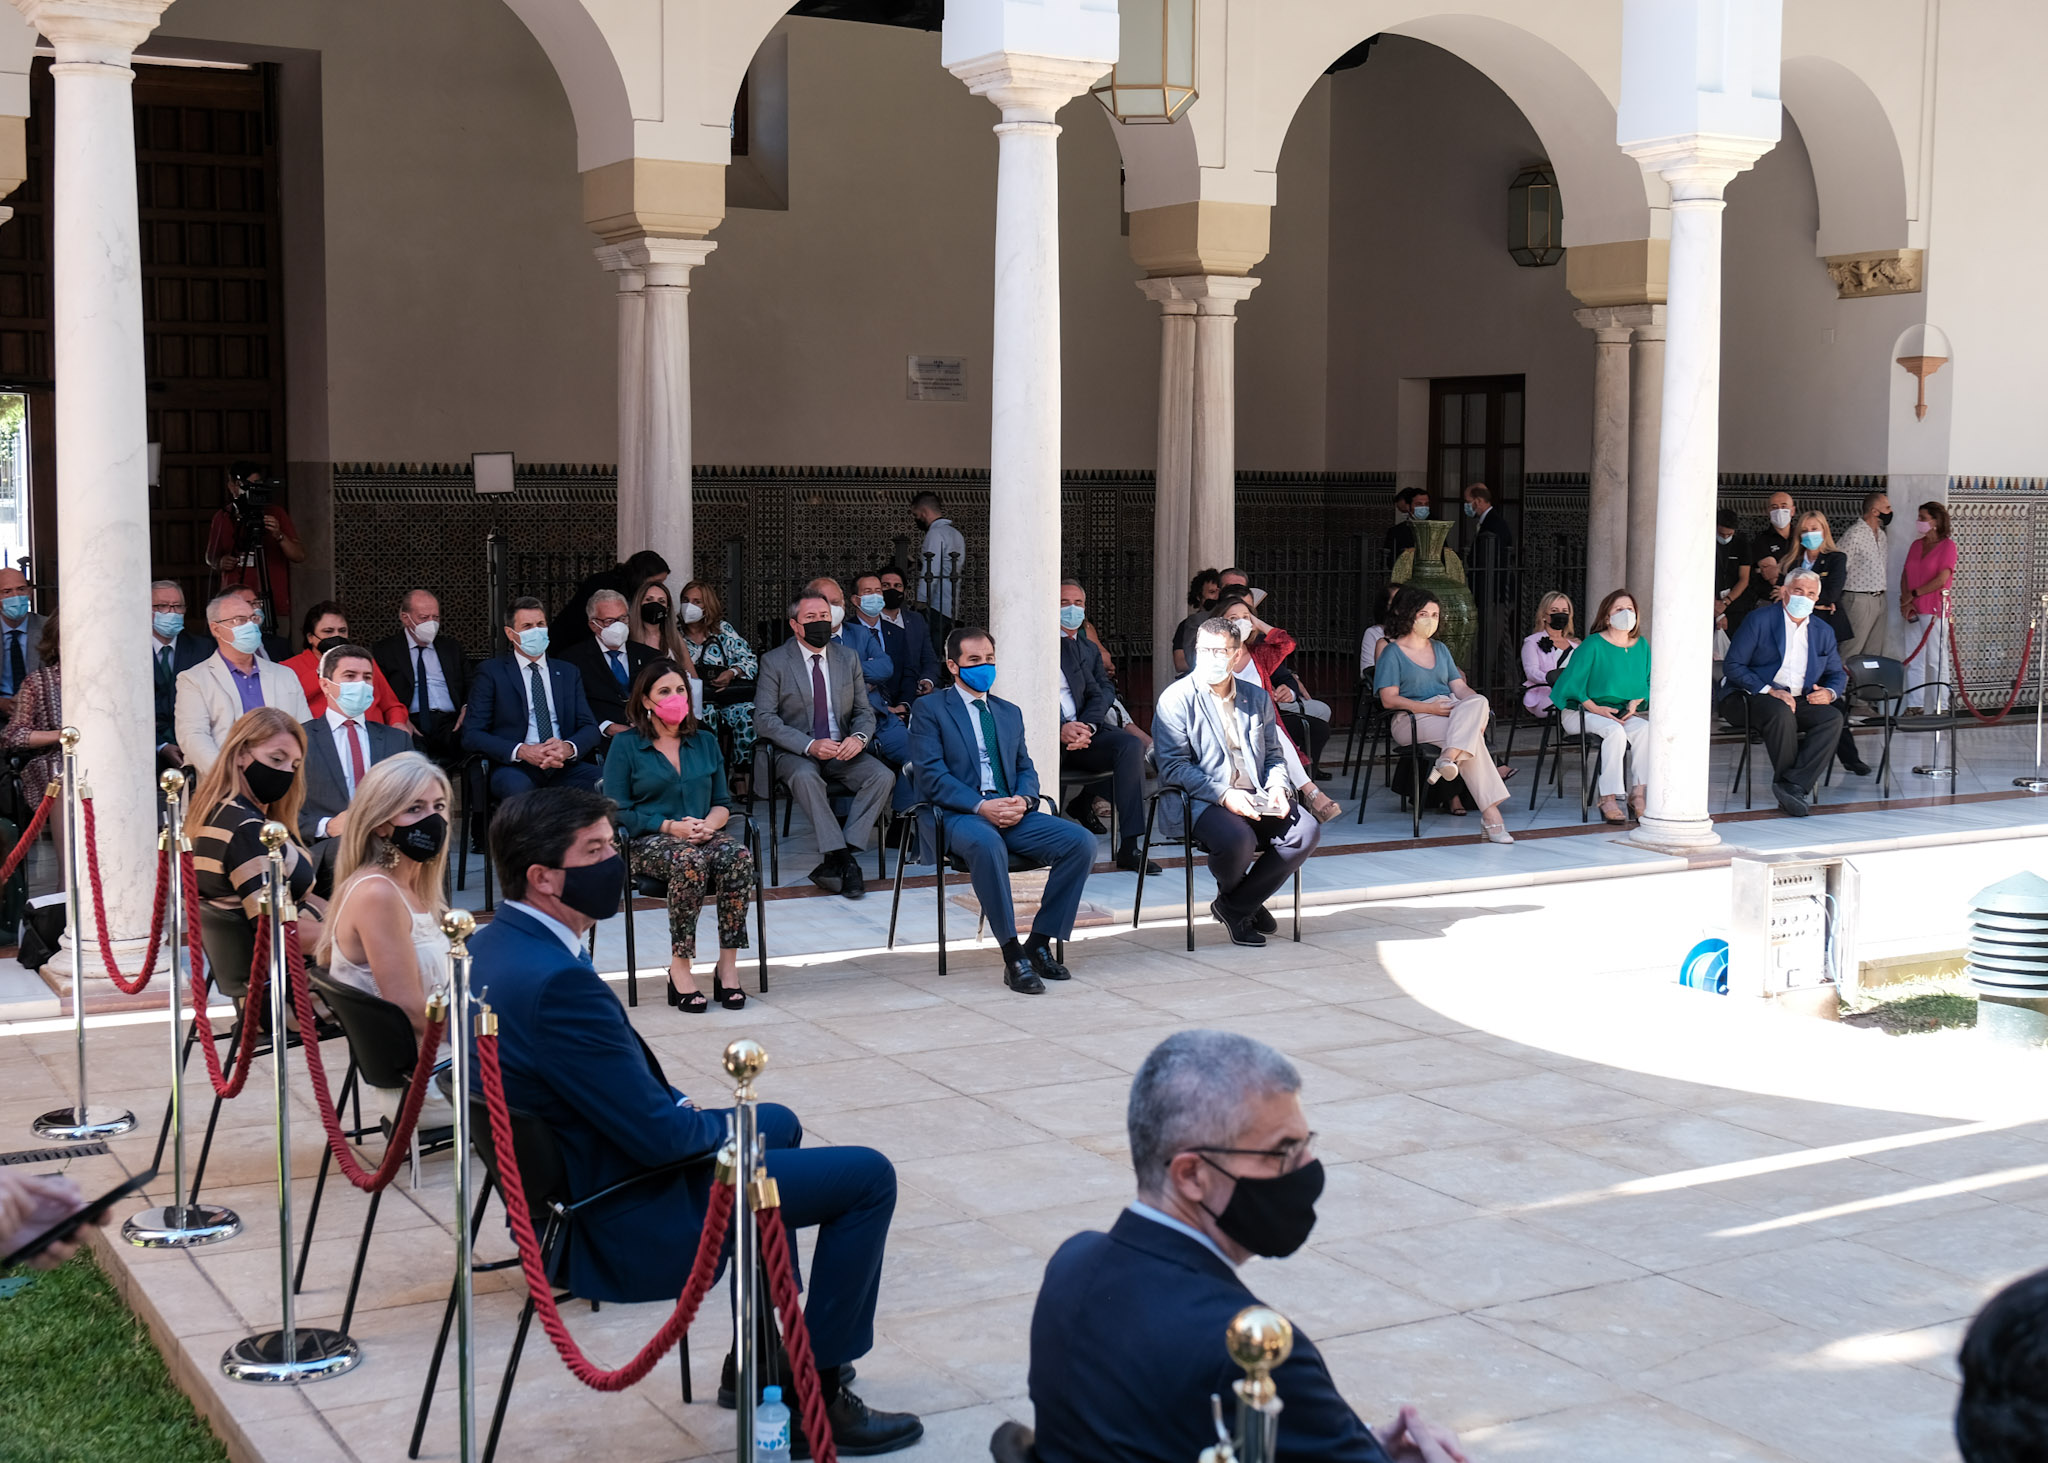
left=1292, top=866, right=1302, bottom=943
left=1182, top=803, right=1196, bottom=953
left=680, top=1328, right=692, bottom=1405
left=409, top=1178, right=496, bottom=1460
left=1131, top=798, right=1158, bottom=927
left=933, top=816, right=949, bottom=978
left=482, top=1294, right=537, bottom=1463
left=886, top=826, right=911, bottom=949
left=338, top=1187, right=383, bottom=1336
left=149, top=1005, right=208, bottom=1176
left=185, top=1017, right=245, bottom=1207
left=768, top=783, right=781, bottom=885
left=753, top=829, right=769, bottom=995
left=294, top=1144, right=333, bottom=1294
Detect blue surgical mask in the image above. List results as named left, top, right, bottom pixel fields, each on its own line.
left=1463, top=502, right=1476, bottom=518
left=1411, top=504, right=1430, bottom=521
left=1800, top=530, right=1823, bottom=550
left=957, top=663, right=997, bottom=694
left=230, top=622, right=264, bottom=655
left=153, top=611, right=184, bottom=638
left=1059, top=605, right=1086, bottom=632
left=1787, top=595, right=1816, bottom=620
left=0, top=595, right=30, bottom=622
left=858, top=593, right=885, bottom=617
left=516, top=626, right=549, bottom=658
left=331, top=680, right=375, bottom=718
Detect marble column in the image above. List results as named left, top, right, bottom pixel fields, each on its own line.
left=1625, top=308, right=1667, bottom=612
left=1626, top=147, right=1768, bottom=852
left=1573, top=309, right=1633, bottom=607
left=950, top=55, right=1108, bottom=769
left=21, top=0, right=170, bottom=977
left=1189, top=279, right=1258, bottom=574
left=619, top=238, right=713, bottom=583
left=595, top=246, right=648, bottom=560
left=1137, top=282, right=1196, bottom=676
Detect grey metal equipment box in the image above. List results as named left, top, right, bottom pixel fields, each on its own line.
left=1728, top=855, right=1861, bottom=1001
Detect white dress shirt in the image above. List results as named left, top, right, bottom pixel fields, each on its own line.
left=318, top=706, right=370, bottom=838
left=516, top=653, right=560, bottom=744
left=954, top=683, right=998, bottom=794
left=501, top=901, right=584, bottom=958
left=1127, top=1201, right=1235, bottom=1268
left=409, top=631, right=456, bottom=712
left=1776, top=609, right=1812, bottom=695
left=801, top=646, right=840, bottom=744
left=1840, top=519, right=1888, bottom=593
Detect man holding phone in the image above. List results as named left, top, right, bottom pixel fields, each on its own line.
left=0, top=1170, right=104, bottom=1269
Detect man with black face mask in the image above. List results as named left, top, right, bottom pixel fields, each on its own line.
left=1027, top=1030, right=1466, bottom=1463
left=470, top=787, right=923, bottom=1457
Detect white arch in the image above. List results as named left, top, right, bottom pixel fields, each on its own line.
left=1780, top=54, right=1910, bottom=256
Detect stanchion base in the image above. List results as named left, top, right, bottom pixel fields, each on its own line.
left=123, top=1204, right=241, bottom=1249
left=221, top=1328, right=361, bottom=1383
left=32, top=1106, right=136, bottom=1141
left=2016, top=777, right=2048, bottom=792
left=1911, top=766, right=1957, bottom=779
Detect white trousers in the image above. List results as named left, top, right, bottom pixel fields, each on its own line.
left=1559, top=710, right=1652, bottom=797
left=1908, top=616, right=1949, bottom=712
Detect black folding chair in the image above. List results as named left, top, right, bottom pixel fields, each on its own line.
left=1056, top=769, right=1117, bottom=849
left=1530, top=669, right=1633, bottom=824
left=454, top=753, right=497, bottom=913
left=409, top=1085, right=710, bottom=1463
left=1382, top=708, right=1444, bottom=838
left=885, top=796, right=1067, bottom=977
left=186, top=903, right=357, bottom=1209
left=617, top=818, right=770, bottom=998
left=1130, top=787, right=1302, bottom=952
left=294, top=971, right=455, bottom=1335
left=1836, top=653, right=1941, bottom=795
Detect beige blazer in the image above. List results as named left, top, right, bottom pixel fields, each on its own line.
left=174, top=652, right=312, bottom=774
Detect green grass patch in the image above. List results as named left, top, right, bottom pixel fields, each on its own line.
left=1840, top=978, right=1979, bottom=1037
left=0, top=1248, right=227, bottom=1463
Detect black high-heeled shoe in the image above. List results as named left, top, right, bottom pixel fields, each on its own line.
left=668, top=978, right=709, bottom=1014
left=712, top=975, right=747, bottom=1011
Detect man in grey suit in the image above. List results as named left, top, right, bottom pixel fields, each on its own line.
left=1152, top=618, right=1321, bottom=948
left=754, top=591, right=895, bottom=898
left=297, top=643, right=411, bottom=891
left=0, top=565, right=46, bottom=719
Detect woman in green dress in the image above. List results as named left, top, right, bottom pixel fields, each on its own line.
left=1549, top=587, right=1652, bottom=823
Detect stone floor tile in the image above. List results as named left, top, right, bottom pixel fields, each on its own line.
left=823, top=1005, right=1029, bottom=1057
left=879, top=1219, right=1053, bottom=1309
left=1421, top=1069, right=1674, bottom=1134
left=1371, top=1137, right=1646, bottom=1212
left=1669, top=1237, right=1987, bottom=1335
left=804, top=1094, right=1054, bottom=1162
left=736, top=1054, right=954, bottom=1116
left=1839, top=1200, right=2048, bottom=1289
left=908, top=1036, right=1124, bottom=1096
left=1309, top=1159, right=1487, bottom=1239
left=1312, top=1035, right=1538, bottom=1090
left=1238, top=1243, right=1449, bottom=1337
left=1311, top=1090, right=1523, bottom=1161
left=882, top=1288, right=1039, bottom=1401
left=1512, top=1184, right=1793, bottom=1273
left=1652, top=1357, right=1962, bottom=1463
left=1544, top=1110, right=1812, bottom=1176
left=895, top=1139, right=1134, bottom=1219
left=1471, top=1273, right=1782, bottom=1382
left=976, top=1074, right=1131, bottom=1141
left=1115, top=972, right=1323, bottom=1020
left=1327, top=1213, right=1648, bottom=1312
left=1462, top=1395, right=1804, bottom=1462
left=1316, top=1312, right=1631, bottom=1432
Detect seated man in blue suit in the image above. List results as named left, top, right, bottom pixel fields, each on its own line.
left=461, top=596, right=604, bottom=800
left=874, top=567, right=940, bottom=693
left=1058, top=578, right=1158, bottom=874
left=1717, top=566, right=1847, bottom=817
left=1027, top=1030, right=1464, bottom=1463
left=470, top=786, right=923, bottom=1456
left=908, top=626, right=1096, bottom=996
left=818, top=575, right=914, bottom=778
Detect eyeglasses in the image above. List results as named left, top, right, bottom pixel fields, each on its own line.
left=1188, top=1133, right=1317, bottom=1171
left=212, top=613, right=256, bottom=630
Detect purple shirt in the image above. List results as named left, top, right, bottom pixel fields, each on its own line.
left=227, top=660, right=265, bottom=714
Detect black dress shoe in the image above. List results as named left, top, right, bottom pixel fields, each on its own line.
left=1024, top=936, right=1071, bottom=981
left=1066, top=799, right=1109, bottom=835
left=1772, top=782, right=1812, bottom=817
left=1250, top=905, right=1278, bottom=935
left=1839, top=749, right=1873, bottom=776
left=809, top=860, right=844, bottom=895
left=839, top=854, right=866, bottom=900
left=1114, top=846, right=1163, bottom=876
left=1003, top=955, right=1046, bottom=995
left=718, top=1353, right=853, bottom=1409
left=794, top=1384, right=924, bottom=1458
left=1210, top=898, right=1265, bottom=947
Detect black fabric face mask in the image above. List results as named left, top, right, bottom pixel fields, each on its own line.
left=243, top=758, right=296, bottom=806
left=1878, top=511, right=1895, bottom=529
left=389, top=813, right=447, bottom=863
left=881, top=588, right=904, bottom=611
left=1548, top=612, right=1570, bottom=631
left=800, top=621, right=833, bottom=649
left=1199, top=1156, right=1324, bottom=1258
left=639, top=602, right=668, bottom=627
left=556, top=854, right=624, bottom=921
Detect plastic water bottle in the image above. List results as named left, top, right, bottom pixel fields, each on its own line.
left=755, top=1385, right=792, bottom=1462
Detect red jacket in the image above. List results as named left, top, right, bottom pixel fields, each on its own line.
left=282, top=651, right=411, bottom=725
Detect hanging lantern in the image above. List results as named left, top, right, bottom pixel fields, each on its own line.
left=1091, top=0, right=1197, bottom=124
left=1507, top=163, right=1564, bottom=267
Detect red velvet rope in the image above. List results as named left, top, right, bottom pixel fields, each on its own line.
left=476, top=1029, right=735, bottom=1390
left=0, top=789, right=52, bottom=889
left=80, top=798, right=170, bottom=995
left=1899, top=617, right=1937, bottom=667
left=758, top=1207, right=839, bottom=1463
left=182, top=853, right=265, bottom=1100
left=1948, top=618, right=2038, bottom=725
left=283, top=919, right=447, bottom=1193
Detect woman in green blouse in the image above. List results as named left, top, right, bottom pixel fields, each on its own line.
left=1549, top=588, right=1652, bottom=823
left=602, top=659, right=755, bottom=1012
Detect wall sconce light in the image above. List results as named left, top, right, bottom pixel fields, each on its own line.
left=1508, top=163, right=1564, bottom=267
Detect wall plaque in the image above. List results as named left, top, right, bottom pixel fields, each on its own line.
left=907, top=355, right=967, bottom=402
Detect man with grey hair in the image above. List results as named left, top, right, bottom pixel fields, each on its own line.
left=174, top=591, right=312, bottom=773
left=151, top=579, right=212, bottom=765
left=558, top=586, right=657, bottom=744
left=1026, top=1030, right=1465, bottom=1462
left=1718, top=566, right=1848, bottom=816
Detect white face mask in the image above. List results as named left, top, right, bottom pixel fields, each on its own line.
left=597, top=621, right=630, bottom=650
left=682, top=602, right=705, bottom=625
left=411, top=618, right=440, bottom=646
left=1769, top=508, right=1793, bottom=530
left=1196, top=651, right=1233, bottom=686
left=1609, top=608, right=1638, bottom=634
left=828, top=603, right=846, bottom=630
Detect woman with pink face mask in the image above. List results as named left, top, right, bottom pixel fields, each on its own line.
left=602, top=658, right=756, bottom=1011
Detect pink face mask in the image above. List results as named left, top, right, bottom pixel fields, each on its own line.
left=652, top=693, right=691, bottom=724
left=1915, top=519, right=1934, bottom=536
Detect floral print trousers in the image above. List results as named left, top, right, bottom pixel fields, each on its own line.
left=627, top=832, right=755, bottom=959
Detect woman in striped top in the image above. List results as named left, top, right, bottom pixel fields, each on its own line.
left=190, top=707, right=324, bottom=947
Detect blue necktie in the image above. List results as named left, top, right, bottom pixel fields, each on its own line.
left=609, top=650, right=628, bottom=689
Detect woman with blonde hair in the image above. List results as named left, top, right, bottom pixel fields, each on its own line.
left=1779, top=510, right=1847, bottom=636
left=189, top=707, right=322, bottom=945
left=1519, top=592, right=1579, bottom=716
left=316, top=751, right=454, bottom=1120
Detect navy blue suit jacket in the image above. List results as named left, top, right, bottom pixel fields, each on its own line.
left=884, top=611, right=940, bottom=696
left=836, top=620, right=897, bottom=715
left=1030, top=1211, right=1392, bottom=1463
left=154, top=631, right=215, bottom=745
left=1720, top=605, right=1848, bottom=699
left=909, top=688, right=1041, bottom=813
left=468, top=905, right=725, bottom=1302
left=1057, top=633, right=1115, bottom=727
left=461, top=653, right=601, bottom=765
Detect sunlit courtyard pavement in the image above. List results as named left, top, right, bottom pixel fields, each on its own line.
left=7, top=819, right=2048, bottom=1463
